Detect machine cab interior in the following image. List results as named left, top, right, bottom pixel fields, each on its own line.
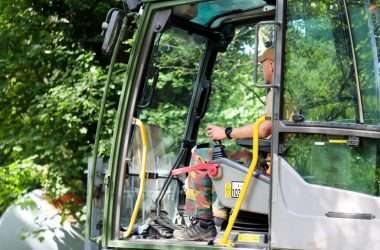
left=114, top=0, right=277, bottom=247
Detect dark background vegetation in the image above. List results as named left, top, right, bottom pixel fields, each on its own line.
left=0, top=0, right=126, bottom=218
left=0, top=1, right=263, bottom=221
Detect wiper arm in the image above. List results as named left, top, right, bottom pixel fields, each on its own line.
left=342, top=0, right=364, bottom=123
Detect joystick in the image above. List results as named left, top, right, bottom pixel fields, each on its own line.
left=212, top=140, right=227, bottom=160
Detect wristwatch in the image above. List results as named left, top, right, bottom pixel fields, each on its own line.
left=225, top=127, right=233, bottom=139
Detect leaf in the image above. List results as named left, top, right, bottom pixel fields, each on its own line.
left=79, top=127, right=88, bottom=134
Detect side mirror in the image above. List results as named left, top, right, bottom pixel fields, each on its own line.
left=253, top=21, right=280, bottom=88
left=101, top=9, right=126, bottom=55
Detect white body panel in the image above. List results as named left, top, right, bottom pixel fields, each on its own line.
left=271, top=154, right=380, bottom=250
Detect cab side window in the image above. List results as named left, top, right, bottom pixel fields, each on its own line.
left=197, top=25, right=266, bottom=149
left=283, top=1, right=358, bottom=123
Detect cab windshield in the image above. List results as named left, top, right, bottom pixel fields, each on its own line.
left=281, top=0, right=380, bottom=197
left=121, top=26, right=207, bottom=228
left=283, top=0, right=380, bottom=126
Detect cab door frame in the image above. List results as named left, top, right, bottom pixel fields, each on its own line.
left=269, top=0, right=380, bottom=249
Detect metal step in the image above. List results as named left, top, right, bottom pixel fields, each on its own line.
left=233, top=211, right=268, bottom=232
left=214, top=230, right=268, bottom=249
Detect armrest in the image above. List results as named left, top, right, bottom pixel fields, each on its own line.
left=236, top=138, right=271, bottom=153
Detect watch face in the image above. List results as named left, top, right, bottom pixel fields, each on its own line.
left=225, top=127, right=232, bottom=138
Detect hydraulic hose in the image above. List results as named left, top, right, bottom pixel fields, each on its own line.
left=218, top=115, right=271, bottom=247
left=122, top=118, right=148, bottom=238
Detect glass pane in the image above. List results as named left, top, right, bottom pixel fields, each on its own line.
left=348, top=1, right=380, bottom=125
left=283, top=1, right=358, bottom=123
left=191, top=0, right=267, bottom=26
left=197, top=25, right=266, bottom=150
left=121, top=26, right=207, bottom=228
left=121, top=177, right=179, bottom=229
left=282, top=133, right=380, bottom=197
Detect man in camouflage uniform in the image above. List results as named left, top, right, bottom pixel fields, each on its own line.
left=184, top=147, right=252, bottom=224
left=173, top=47, right=274, bottom=241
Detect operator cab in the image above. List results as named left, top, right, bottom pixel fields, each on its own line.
left=114, top=0, right=277, bottom=248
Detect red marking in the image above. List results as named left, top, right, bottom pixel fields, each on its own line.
left=172, top=163, right=220, bottom=177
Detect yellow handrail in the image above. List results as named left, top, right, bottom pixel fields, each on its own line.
left=218, top=115, right=271, bottom=246
left=122, top=118, right=148, bottom=238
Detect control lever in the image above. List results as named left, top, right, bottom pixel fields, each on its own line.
left=212, top=140, right=227, bottom=160
left=171, top=163, right=220, bottom=177
left=171, top=141, right=225, bottom=178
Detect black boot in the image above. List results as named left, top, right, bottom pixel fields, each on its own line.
left=173, top=218, right=217, bottom=241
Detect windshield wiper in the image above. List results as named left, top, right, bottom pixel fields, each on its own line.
left=342, top=0, right=364, bottom=123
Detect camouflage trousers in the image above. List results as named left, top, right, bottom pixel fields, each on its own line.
left=184, top=146, right=252, bottom=220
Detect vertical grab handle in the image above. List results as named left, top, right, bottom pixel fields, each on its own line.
left=218, top=115, right=272, bottom=247
left=86, top=15, right=129, bottom=243
left=253, top=20, right=281, bottom=88
left=122, top=118, right=148, bottom=238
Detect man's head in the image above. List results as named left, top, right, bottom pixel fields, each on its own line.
left=258, top=46, right=275, bottom=84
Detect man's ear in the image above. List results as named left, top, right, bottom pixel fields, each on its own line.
left=270, top=61, right=274, bottom=72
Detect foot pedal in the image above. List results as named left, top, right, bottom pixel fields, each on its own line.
left=149, top=222, right=173, bottom=238
left=155, top=217, right=184, bottom=231
left=148, top=215, right=185, bottom=239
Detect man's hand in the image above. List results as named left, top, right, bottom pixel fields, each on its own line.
left=206, top=125, right=227, bottom=140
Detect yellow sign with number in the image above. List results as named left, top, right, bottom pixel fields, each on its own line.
left=224, top=183, right=232, bottom=198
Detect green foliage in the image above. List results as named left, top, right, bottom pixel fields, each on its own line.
left=284, top=0, right=357, bottom=122
left=198, top=26, right=266, bottom=147
left=284, top=0, right=380, bottom=124
left=283, top=133, right=380, bottom=196
left=138, top=28, right=205, bottom=150
left=136, top=25, right=265, bottom=154
left=0, top=156, right=43, bottom=213
left=0, top=0, right=122, bottom=218
left=282, top=0, right=380, bottom=198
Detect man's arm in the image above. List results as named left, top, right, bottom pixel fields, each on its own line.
left=206, top=120, right=272, bottom=140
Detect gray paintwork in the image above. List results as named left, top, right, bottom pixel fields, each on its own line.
left=271, top=154, right=380, bottom=249
left=212, top=157, right=270, bottom=215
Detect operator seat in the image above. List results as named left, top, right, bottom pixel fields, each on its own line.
left=210, top=139, right=271, bottom=215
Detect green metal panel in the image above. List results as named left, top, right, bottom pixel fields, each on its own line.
left=87, top=13, right=129, bottom=244
left=102, top=3, right=155, bottom=248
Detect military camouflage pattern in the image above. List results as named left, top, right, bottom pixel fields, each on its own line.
left=184, top=146, right=252, bottom=220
